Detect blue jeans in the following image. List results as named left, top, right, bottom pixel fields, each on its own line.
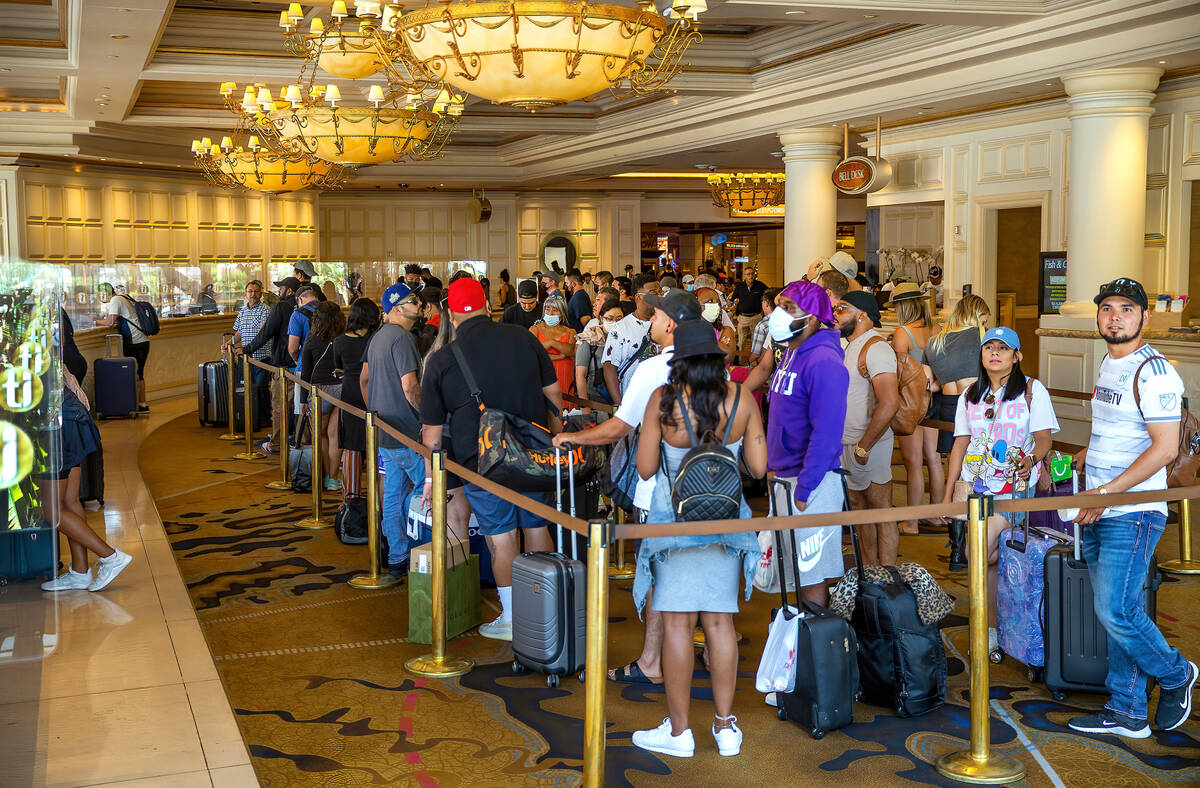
left=379, top=446, right=425, bottom=566
left=1082, top=510, right=1188, bottom=719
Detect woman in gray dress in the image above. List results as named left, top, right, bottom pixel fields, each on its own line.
left=631, top=319, right=767, bottom=760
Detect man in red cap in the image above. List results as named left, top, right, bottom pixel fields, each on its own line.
left=420, top=277, right=563, bottom=641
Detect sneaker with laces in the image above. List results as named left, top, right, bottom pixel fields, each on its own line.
left=712, top=717, right=742, bottom=756
left=478, top=616, right=512, bottom=642
left=88, top=550, right=132, bottom=592
left=1155, top=660, right=1197, bottom=731
left=41, top=569, right=92, bottom=591
left=1068, top=709, right=1150, bottom=739
left=764, top=692, right=778, bottom=708
left=632, top=718, right=694, bottom=758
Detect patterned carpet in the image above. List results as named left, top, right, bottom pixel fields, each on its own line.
left=140, top=412, right=1200, bottom=787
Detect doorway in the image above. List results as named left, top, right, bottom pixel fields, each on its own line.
left=993, top=206, right=1043, bottom=377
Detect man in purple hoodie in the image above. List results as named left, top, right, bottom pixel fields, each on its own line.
left=766, top=280, right=848, bottom=606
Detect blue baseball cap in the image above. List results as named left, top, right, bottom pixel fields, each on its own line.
left=981, top=326, right=1020, bottom=350
left=382, top=282, right=415, bottom=313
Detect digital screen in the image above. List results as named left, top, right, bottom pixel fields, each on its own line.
left=1040, top=252, right=1068, bottom=315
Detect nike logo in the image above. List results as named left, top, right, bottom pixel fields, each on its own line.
left=796, top=529, right=835, bottom=573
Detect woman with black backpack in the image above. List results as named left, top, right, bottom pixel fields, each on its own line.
left=631, top=319, right=766, bottom=760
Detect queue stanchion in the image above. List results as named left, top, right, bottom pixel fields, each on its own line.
left=265, top=365, right=292, bottom=490
left=217, top=341, right=242, bottom=441
left=608, top=505, right=634, bottom=580
left=1160, top=497, right=1200, bottom=575
left=349, top=412, right=400, bottom=590
left=295, top=383, right=331, bottom=530
left=405, top=449, right=473, bottom=678
left=936, top=494, right=1027, bottom=785
left=583, top=518, right=611, bottom=788
left=233, top=352, right=265, bottom=460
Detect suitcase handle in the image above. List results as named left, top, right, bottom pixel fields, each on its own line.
left=105, top=333, right=122, bottom=358
left=767, top=477, right=803, bottom=617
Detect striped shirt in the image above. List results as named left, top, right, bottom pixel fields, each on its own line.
left=1087, top=343, right=1183, bottom=517
left=233, top=302, right=272, bottom=361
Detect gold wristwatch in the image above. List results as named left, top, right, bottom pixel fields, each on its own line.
left=854, top=444, right=869, bottom=460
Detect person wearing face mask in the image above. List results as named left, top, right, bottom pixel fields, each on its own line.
left=404, top=264, right=425, bottom=293
left=695, top=286, right=737, bottom=362
left=575, top=294, right=624, bottom=403
left=532, top=291, right=577, bottom=395
left=501, top=279, right=543, bottom=330
left=413, top=287, right=442, bottom=356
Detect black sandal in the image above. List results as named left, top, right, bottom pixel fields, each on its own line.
left=608, top=660, right=663, bottom=685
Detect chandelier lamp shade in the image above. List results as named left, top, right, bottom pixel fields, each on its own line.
left=191, top=134, right=345, bottom=193
left=396, top=0, right=703, bottom=110
left=707, top=172, right=785, bottom=213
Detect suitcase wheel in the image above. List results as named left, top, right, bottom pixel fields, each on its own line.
left=777, top=708, right=787, bottom=721
left=578, top=671, right=585, bottom=683
left=810, top=727, right=824, bottom=740
left=989, top=649, right=1003, bottom=664
left=1052, top=691, right=1066, bottom=702
left=547, top=674, right=559, bottom=689
left=511, top=660, right=526, bottom=675
left=1029, top=667, right=1045, bottom=683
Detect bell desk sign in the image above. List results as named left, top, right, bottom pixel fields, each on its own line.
left=832, top=156, right=891, bottom=195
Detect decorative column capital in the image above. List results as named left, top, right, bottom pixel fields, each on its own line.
left=1061, top=66, right=1162, bottom=120
left=777, top=127, right=843, bottom=162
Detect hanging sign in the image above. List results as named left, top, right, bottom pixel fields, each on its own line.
left=832, top=156, right=891, bottom=195
left=710, top=233, right=727, bottom=245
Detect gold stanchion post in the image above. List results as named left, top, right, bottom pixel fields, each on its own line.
left=1160, top=497, right=1200, bottom=574
left=608, top=504, right=634, bottom=580
left=295, top=384, right=331, bottom=530
left=936, top=494, right=1026, bottom=785
left=217, top=341, right=242, bottom=441
left=265, top=366, right=292, bottom=490
left=233, top=353, right=266, bottom=460
left=583, top=518, right=610, bottom=788
left=349, top=412, right=400, bottom=589
left=406, top=450, right=473, bottom=678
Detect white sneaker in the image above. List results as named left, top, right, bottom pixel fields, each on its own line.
left=41, top=569, right=92, bottom=591
left=478, top=616, right=512, bottom=642
left=88, top=550, right=132, bottom=592
left=764, top=692, right=778, bottom=708
left=632, top=718, right=694, bottom=758
left=712, top=717, right=743, bottom=756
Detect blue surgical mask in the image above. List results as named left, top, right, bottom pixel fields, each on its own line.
left=767, top=306, right=802, bottom=342
left=544, top=314, right=561, bottom=327
left=687, top=284, right=696, bottom=291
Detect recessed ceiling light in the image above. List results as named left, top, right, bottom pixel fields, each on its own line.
left=100, top=157, right=107, bottom=161
left=1158, top=60, right=1167, bottom=64
left=109, top=55, right=119, bottom=59
left=137, top=161, right=143, bottom=164
left=920, top=106, right=934, bottom=110
left=97, top=102, right=107, bottom=106
left=863, top=13, right=877, bottom=18
left=110, top=34, right=128, bottom=39
left=784, top=9, right=806, bottom=14
left=916, top=111, right=924, bottom=115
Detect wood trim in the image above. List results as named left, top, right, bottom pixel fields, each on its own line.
left=0, top=37, right=65, bottom=48
left=155, top=45, right=300, bottom=59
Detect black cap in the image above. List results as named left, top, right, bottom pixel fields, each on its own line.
left=517, top=279, right=538, bottom=298
left=671, top=319, right=724, bottom=361
left=644, top=290, right=702, bottom=322
left=274, top=276, right=302, bottom=291
left=842, top=290, right=882, bottom=328
left=1094, top=277, right=1148, bottom=310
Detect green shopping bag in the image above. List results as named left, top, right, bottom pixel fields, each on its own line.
left=407, top=554, right=482, bottom=645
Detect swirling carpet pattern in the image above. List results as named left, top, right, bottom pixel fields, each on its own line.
left=140, top=413, right=1200, bottom=786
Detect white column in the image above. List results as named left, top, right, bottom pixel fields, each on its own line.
left=1058, top=66, right=1161, bottom=317
left=778, top=128, right=842, bottom=283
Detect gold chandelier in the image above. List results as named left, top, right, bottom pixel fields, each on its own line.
left=191, top=135, right=344, bottom=193
left=396, top=0, right=703, bottom=110
left=707, top=172, right=785, bottom=213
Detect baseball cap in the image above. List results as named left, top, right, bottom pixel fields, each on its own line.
left=1093, top=277, right=1148, bottom=310
left=842, top=290, right=882, bottom=328
left=539, top=269, right=560, bottom=284
left=517, top=279, right=538, bottom=299
left=644, top=289, right=702, bottom=322
left=778, top=280, right=835, bottom=325
left=382, top=282, right=415, bottom=314
left=981, top=326, right=1021, bottom=350
left=273, top=276, right=302, bottom=291
left=293, top=259, right=316, bottom=278
left=681, top=274, right=695, bottom=285
left=828, top=251, right=858, bottom=280
left=660, top=275, right=679, bottom=290
left=928, top=265, right=942, bottom=278
left=448, top=277, right=487, bottom=314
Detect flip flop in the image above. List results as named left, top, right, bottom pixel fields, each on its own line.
left=608, top=661, right=663, bottom=685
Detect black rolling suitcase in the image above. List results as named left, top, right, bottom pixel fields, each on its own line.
left=1043, top=521, right=1160, bottom=700
left=78, top=448, right=104, bottom=507
left=769, top=478, right=859, bottom=739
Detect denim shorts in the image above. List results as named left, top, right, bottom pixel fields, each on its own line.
left=463, top=483, right=549, bottom=536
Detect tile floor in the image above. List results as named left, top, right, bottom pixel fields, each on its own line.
left=0, top=397, right=258, bottom=788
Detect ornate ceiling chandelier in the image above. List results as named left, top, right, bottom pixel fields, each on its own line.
left=191, top=133, right=345, bottom=193
left=707, top=172, right=785, bottom=214
left=396, top=0, right=704, bottom=110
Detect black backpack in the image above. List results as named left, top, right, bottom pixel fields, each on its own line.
left=119, top=294, right=160, bottom=336
left=664, top=385, right=743, bottom=522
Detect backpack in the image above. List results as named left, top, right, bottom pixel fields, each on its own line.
left=1132, top=355, right=1200, bottom=488
left=664, top=385, right=743, bottom=522
left=857, top=335, right=929, bottom=436
left=120, top=294, right=160, bottom=337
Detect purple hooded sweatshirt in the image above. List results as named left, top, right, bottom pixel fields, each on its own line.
left=767, top=328, right=848, bottom=502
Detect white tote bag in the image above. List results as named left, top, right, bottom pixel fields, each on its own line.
left=752, top=530, right=779, bottom=593
left=755, top=605, right=801, bottom=694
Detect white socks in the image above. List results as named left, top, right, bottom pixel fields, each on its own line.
left=497, top=586, right=513, bottom=622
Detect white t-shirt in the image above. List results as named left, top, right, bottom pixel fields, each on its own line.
left=1087, top=344, right=1185, bottom=517
left=616, top=348, right=674, bottom=510
left=842, top=331, right=897, bottom=447
left=954, top=378, right=1059, bottom=495
left=106, top=295, right=148, bottom=344
left=601, top=313, right=652, bottom=393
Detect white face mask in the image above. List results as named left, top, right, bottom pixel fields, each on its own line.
left=701, top=302, right=721, bottom=323
left=543, top=314, right=561, bottom=327
left=767, top=306, right=803, bottom=342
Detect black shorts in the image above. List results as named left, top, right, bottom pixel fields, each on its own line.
left=123, top=339, right=150, bottom=380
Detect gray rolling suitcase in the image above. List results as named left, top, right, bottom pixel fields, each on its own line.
left=197, top=360, right=229, bottom=427
left=510, top=447, right=587, bottom=688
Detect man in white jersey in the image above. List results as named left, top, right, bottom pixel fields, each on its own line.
left=1067, top=277, right=1196, bottom=738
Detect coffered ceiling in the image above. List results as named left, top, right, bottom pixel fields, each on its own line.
left=1, top=0, right=1198, bottom=192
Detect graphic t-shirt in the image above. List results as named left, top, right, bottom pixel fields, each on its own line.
left=601, top=313, right=653, bottom=394
left=1087, top=344, right=1185, bottom=517
left=954, top=378, right=1059, bottom=495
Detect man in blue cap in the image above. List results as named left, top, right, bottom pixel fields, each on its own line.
left=360, top=281, right=426, bottom=573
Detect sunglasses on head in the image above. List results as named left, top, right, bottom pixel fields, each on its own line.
left=1101, top=278, right=1143, bottom=299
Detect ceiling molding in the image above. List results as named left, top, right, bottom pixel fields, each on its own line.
left=0, top=37, right=64, bottom=48
left=155, top=45, right=299, bottom=59
left=685, top=23, right=920, bottom=75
